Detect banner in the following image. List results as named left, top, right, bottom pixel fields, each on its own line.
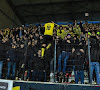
left=0, top=79, right=13, bottom=90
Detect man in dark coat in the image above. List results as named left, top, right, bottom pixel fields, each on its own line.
left=16, top=42, right=25, bottom=79
left=30, top=42, right=44, bottom=81
left=90, top=35, right=100, bottom=84
left=72, top=36, right=85, bottom=84
left=6, top=44, right=17, bottom=80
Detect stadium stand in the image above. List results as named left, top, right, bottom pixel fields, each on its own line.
left=0, top=21, right=99, bottom=84
left=0, top=0, right=100, bottom=89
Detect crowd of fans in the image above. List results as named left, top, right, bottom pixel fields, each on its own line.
left=0, top=20, right=100, bottom=84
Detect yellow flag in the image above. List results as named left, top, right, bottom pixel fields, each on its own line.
left=12, top=86, right=20, bottom=90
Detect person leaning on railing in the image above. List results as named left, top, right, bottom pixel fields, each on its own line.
left=58, top=33, right=73, bottom=74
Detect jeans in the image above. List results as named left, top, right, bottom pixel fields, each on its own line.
left=7, top=62, right=16, bottom=80
left=0, top=61, right=3, bottom=78
left=90, top=62, right=100, bottom=84
left=75, top=70, right=84, bottom=84
left=58, top=51, right=70, bottom=72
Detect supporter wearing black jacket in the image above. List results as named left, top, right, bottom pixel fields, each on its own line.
left=6, top=44, right=17, bottom=80
left=16, top=43, right=25, bottom=79
left=31, top=43, right=44, bottom=81
left=72, top=36, right=85, bottom=84
left=26, top=41, right=36, bottom=80
left=90, top=36, right=99, bottom=62
left=79, top=21, right=85, bottom=34
left=73, top=20, right=78, bottom=26
left=89, top=36, right=100, bottom=84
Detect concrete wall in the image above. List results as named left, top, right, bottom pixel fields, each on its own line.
left=0, top=0, right=22, bottom=29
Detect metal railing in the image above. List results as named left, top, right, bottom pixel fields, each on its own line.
left=0, top=35, right=99, bottom=85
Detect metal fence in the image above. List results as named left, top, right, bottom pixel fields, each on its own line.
left=53, top=35, right=100, bottom=84
left=0, top=34, right=100, bottom=85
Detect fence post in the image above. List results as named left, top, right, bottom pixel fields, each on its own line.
left=88, top=38, right=92, bottom=84
left=54, top=39, right=56, bottom=82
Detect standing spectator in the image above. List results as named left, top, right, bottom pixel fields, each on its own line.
left=73, top=20, right=77, bottom=26
left=6, top=44, right=17, bottom=80
left=26, top=41, right=34, bottom=80
left=61, top=27, right=67, bottom=39
left=17, top=42, right=25, bottom=80
left=73, top=38, right=85, bottom=84
left=31, top=41, right=44, bottom=81
left=90, top=35, right=100, bottom=84
left=19, top=27, right=24, bottom=38
left=57, top=25, right=64, bottom=38
left=80, top=21, right=85, bottom=34
left=0, top=41, right=4, bottom=79
left=58, top=34, right=72, bottom=73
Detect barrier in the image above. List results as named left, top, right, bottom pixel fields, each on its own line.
left=13, top=81, right=100, bottom=90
